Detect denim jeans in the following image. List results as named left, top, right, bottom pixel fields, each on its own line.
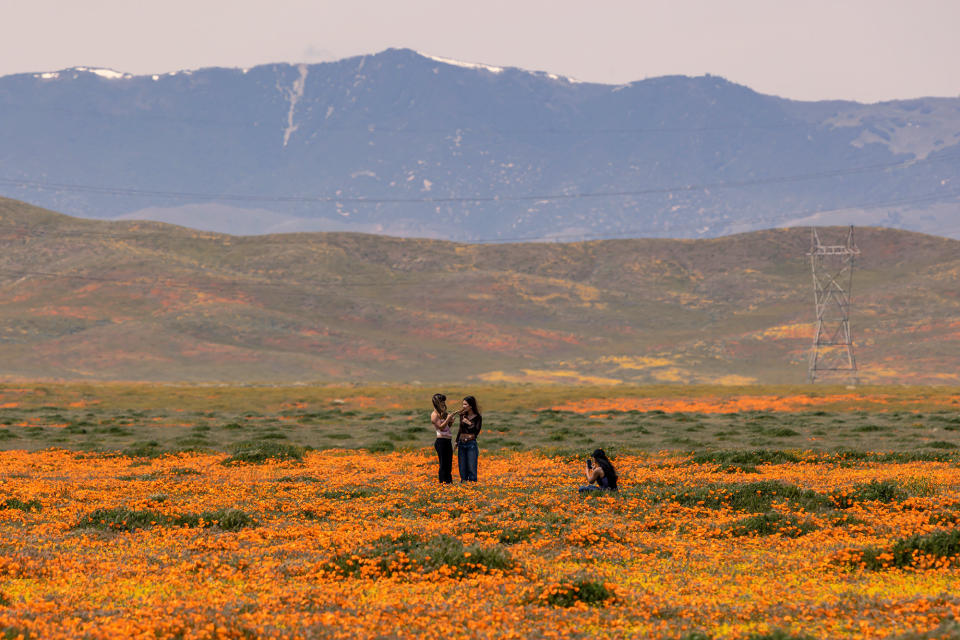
left=457, top=439, right=478, bottom=482
left=434, top=438, right=453, bottom=484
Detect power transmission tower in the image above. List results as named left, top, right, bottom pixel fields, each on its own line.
left=807, top=226, right=860, bottom=384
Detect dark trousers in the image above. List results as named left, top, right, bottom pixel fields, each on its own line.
left=457, top=439, right=478, bottom=482
left=434, top=438, right=453, bottom=484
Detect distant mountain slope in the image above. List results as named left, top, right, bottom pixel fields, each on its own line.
left=1, top=197, right=957, bottom=384
left=1, top=49, right=959, bottom=241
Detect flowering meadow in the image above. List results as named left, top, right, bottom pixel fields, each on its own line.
left=2, top=447, right=959, bottom=639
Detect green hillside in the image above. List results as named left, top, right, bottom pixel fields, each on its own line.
left=1, top=197, right=957, bottom=384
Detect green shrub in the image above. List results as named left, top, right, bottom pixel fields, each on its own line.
left=724, top=512, right=816, bottom=538
left=747, top=632, right=813, bottom=640
left=75, top=507, right=169, bottom=531
left=1, top=498, right=41, bottom=513
left=855, top=529, right=960, bottom=570
left=929, top=511, right=960, bottom=526
left=197, top=508, right=257, bottom=531
left=326, top=533, right=513, bottom=578
left=691, top=450, right=802, bottom=466
left=663, top=480, right=831, bottom=513
left=719, top=463, right=759, bottom=474
left=829, top=480, right=911, bottom=509
left=122, top=441, right=163, bottom=458
left=320, top=488, right=378, bottom=499
left=74, top=507, right=257, bottom=532
left=275, top=475, right=319, bottom=484
left=223, top=441, right=304, bottom=464
left=540, top=577, right=616, bottom=607
left=890, top=618, right=960, bottom=639
left=831, top=450, right=958, bottom=463
left=497, top=525, right=541, bottom=544
left=765, top=428, right=799, bottom=437
left=924, top=440, right=958, bottom=449
left=368, top=440, right=395, bottom=453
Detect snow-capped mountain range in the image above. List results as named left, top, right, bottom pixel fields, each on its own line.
left=1, top=48, right=958, bottom=240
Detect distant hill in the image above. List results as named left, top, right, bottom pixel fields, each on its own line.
left=1, top=49, right=959, bottom=241
left=1, top=196, right=957, bottom=384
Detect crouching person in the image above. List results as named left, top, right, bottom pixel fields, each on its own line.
left=579, top=449, right=618, bottom=494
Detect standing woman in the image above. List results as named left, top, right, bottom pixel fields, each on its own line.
left=431, top=394, right=456, bottom=484
left=455, top=395, right=482, bottom=482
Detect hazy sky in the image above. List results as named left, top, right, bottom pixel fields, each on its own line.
left=3, top=0, right=958, bottom=102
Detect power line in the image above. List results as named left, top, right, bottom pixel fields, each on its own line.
left=1, top=151, right=957, bottom=207
left=1, top=186, right=957, bottom=246
left=0, top=102, right=813, bottom=134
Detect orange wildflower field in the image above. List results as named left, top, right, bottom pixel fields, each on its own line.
left=2, top=448, right=959, bottom=639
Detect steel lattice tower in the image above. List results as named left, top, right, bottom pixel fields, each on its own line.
left=807, top=226, right=860, bottom=384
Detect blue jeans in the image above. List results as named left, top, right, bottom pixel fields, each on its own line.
left=457, top=440, right=478, bottom=482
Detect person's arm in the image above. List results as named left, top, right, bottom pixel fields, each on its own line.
left=585, top=466, right=604, bottom=483
left=472, top=415, right=482, bottom=436
left=431, top=411, right=452, bottom=433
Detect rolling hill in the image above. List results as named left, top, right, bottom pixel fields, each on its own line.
left=0, top=196, right=958, bottom=384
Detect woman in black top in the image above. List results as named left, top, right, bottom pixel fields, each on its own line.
left=455, top=396, right=482, bottom=482
left=579, top=448, right=618, bottom=493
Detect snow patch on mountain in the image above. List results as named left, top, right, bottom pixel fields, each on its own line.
left=419, top=52, right=504, bottom=74
left=282, top=64, right=309, bottom=147
left=74, top=67, right=130, bottom=79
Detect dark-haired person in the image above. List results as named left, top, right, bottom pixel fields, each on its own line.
left=455, top=396, right=482, bottom=482
left=430, top=394, right=457, bottom=484
left=579, top=449, right=619, bottom=494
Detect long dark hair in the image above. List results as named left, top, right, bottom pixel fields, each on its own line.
left=592, top=448, right=618, bottom=488
left=463, top=395, right=480, bottom=416
left=432, top=393, right=447, bottom=419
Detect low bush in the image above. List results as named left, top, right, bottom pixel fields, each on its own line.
left=831, top=450, right=958, bottom=463
left=222, top=441, right=304, bottom=464
left=691, top=450, right=802, bottom=466
left=325, top=533, right=513, bottom=578
left=661, top=480, right=831, bottom=513
left=496, top=525, right=542, bottom=544
left=122, top=441, right=164, bottom=458
left=368, top=440, right=394, bottom=453
left=848, top=529, right=960, bottom=570
left=829, top=480, right=912, bottom=509
left=747, top=632, right=813, bottom=640
left=764, top=428, right=800, bottom=438
left=1, top=498, right=41, bottom=513
left=74, top=507, right=169, bottom=531
left=539, top=577, right=616, bottom=607
left=890, top=618, right=960, bottom=639
left=74, top=507, right=257, bottom=532
left=319, top=488, right=378, bottom=499
left=724, top=512, right=817, bottom=538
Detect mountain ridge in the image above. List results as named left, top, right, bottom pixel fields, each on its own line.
left=1, top=48, right=959, bottom=241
